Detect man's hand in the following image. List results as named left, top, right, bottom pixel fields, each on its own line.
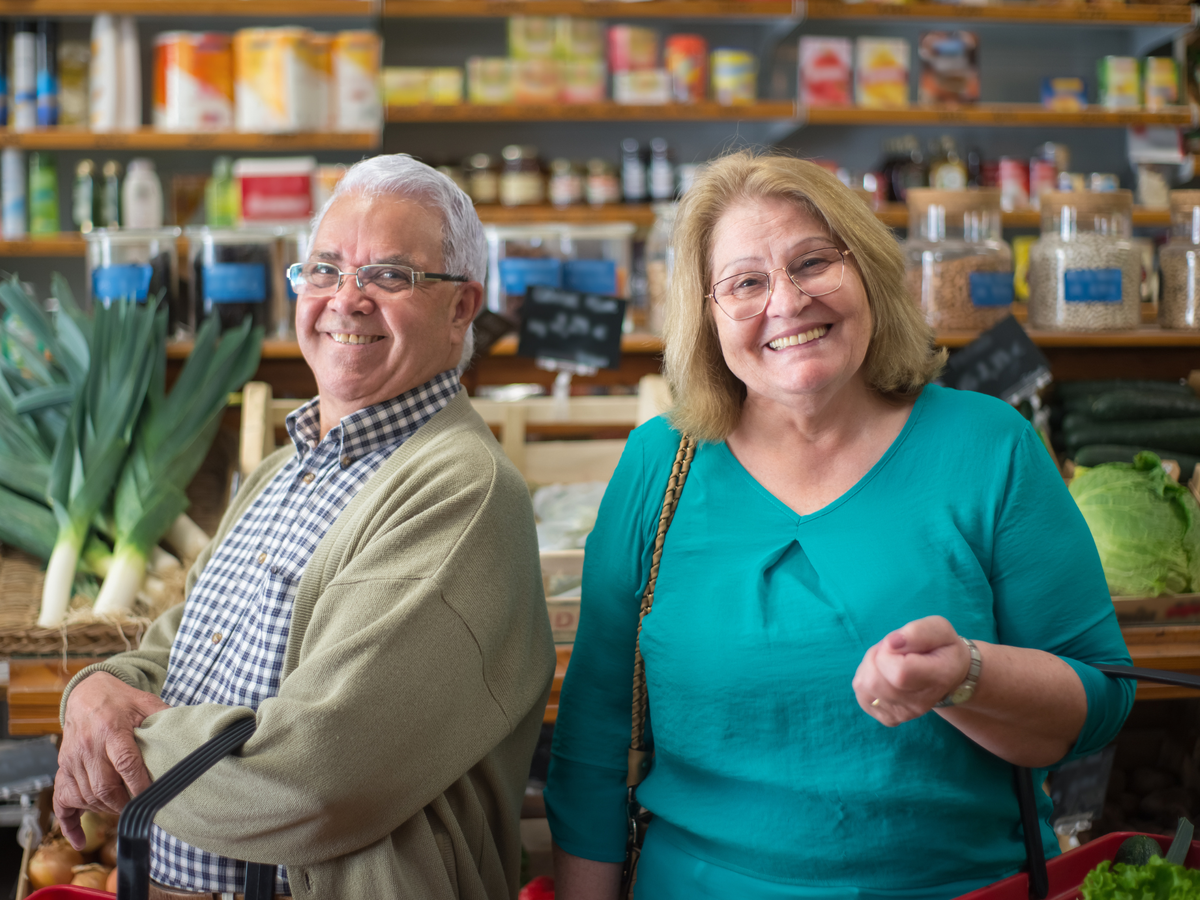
left=54, top=672, right=170, bottom=849
left=851, top=616, right=972, bottom=727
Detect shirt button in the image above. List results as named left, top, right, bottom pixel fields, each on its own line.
left=271, top=565, right=279, bottom=574
left=212, top=632, right=222, bottom=643
left=302, top=472, right=315, bottom=484
left=257, top=552, right=267, bottom=564
left=341, top=455, right=352, bottom=467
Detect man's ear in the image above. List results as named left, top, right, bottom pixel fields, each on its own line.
left=452, top=281, right=485, bottom=332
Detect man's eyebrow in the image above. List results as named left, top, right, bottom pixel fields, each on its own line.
left=374, top=253, right=420, bottom=268
left=312, top=250, right=341, bottom=262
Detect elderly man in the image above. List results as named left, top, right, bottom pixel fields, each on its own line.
left=53, top=154, right=556, bottom=899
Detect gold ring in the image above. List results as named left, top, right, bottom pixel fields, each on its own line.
left=871, top=698, right=881, bottom=707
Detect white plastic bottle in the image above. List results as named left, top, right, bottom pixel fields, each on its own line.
left=118, top=17, right=141, bottom=131
left=12, top=21, right=37, bottom=132
left=89, top=14, right=119, bottom=132
left=2, top=150, right=27, bottom=239
left=122, top=158, right=162, bottom=229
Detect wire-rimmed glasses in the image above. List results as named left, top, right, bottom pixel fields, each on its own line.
left=286, top=262, right=469, bottom=301
left=707, top=247, right=852, bottom=320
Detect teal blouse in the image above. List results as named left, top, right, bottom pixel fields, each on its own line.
left=544, top=385, right=1135, bottom=898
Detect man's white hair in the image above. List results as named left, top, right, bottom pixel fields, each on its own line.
left=309, top=154, right=487, bottom=374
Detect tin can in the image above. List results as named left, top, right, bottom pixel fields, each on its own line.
left=305, top=33, right=334, bottom=131
left=711, top=49, right=757, bottom=105
left=233, top=28, right=309, bottom=133
left=154, top=32, right=234, bottom=132
left=665, top=34, right=707, bottom=103
left=998, top=157, right=1029, bottom=212
left=332, top=31, right=381, bottom=131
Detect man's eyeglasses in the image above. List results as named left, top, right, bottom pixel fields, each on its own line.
left=287, top=262, right=469, bottom=301
left=707, top=247, right=852, bottom=320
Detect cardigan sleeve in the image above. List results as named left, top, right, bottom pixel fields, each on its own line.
left=544, top=418, right=679, bottom=863
left=989, top=426, right=1135, bottom=763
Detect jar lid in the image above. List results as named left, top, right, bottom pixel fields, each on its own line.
left=467, top=153, right=493, bottom=170
left=1169, top=189, right=1200, bottom=210
left=587, top=158, right=614, bottom=174
left=502, top=144, right=538, bottom=161
left=549, top=158, right=574, bottom=174
left=905, top=188, right=1001, bottom=213
left=1040, top=189, right=1133, bottom=214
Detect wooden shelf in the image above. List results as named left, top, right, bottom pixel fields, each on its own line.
left=476, top=203, right=657, bottom=226
left=937, top=326, right=1200, bottom=348
left=0, top=128, right=381, bottom=151
left=0, top=0, right=374, bottom=14
left=382, top=0, right=1193, bottom=23
left=1123, top=625, right=1200, bottom=701
left=0, top=233, right=86, bottom=256
left=874, top=203, right=1174, bottom=228
left=387, top=101, right=796, bottom=122
left=804, top=103, right=1192, bottom=127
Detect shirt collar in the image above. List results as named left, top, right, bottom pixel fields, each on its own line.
left=286, top=369, right=462, bottom=460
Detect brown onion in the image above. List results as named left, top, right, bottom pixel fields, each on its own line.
left=99, top=835, right=119, bottom=868
left=28, top=840, right=84, bottom=888
left=79, top=811, right=108, bottom=853
left=71, top=863, right=110, bottom=890
left=106, top=865, right=119, bottom=892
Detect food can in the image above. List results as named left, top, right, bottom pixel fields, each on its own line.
left=332, top=31, right=381, bottom=132
left=608, top=26, right=658, bottom=73
left=998, top=157, right=1029, bottom=212
left=665, top=34, right=708, bottom=103
left=711, top=49, right=757, bottom=105
left=233, top=28, right=308, bottom=133
left=154, top=32, right=234, bottom=132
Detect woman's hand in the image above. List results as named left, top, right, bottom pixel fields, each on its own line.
left=852, top=616, right=970, bottom=726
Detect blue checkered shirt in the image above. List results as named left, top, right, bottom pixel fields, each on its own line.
left=151, top=369, right=461, bottom=894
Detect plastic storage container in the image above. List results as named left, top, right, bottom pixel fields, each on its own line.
left=484, top=222, right=634, bottom=320
left=1158, top=189, right=1200, bottom=330
left=187, top=227, right=281, bottom=334
left=1028, top=190, right=1140, bottom=331
left=83, top=227, right=184, bottom=337
left=275, top=225, right=309, bottom=339
left=903, top=188, right=1013, bottom=331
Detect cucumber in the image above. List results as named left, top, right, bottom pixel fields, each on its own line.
left=1063, top=412, right=1095, bottom=434
left=1065, top=418, right=1200, bottom=455
left=1088, top=390, right=1200, bottom=421
left=1073, top=444, right=1200, bottom=474
left=1056, top=379, right=1192, bottom=400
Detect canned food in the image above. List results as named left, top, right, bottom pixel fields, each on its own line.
left=153, top=32, right=234, bottom=132
left=711, top=49, right=757, bottom=105
left=665, top=34, right=707, bottom=103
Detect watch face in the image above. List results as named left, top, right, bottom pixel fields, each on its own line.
left=949, top=685, right=974, bottom=706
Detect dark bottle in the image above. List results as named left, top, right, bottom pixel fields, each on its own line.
left=35, top=19, right=57, bottom=127
left=99, top=159, right=121, bottom=228
left=621, top=138, right=647, bottom=203
left=647, top=137, right=674, bottom=202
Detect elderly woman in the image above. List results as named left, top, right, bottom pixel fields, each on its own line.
left=543, top=152, right=1134, bottom=899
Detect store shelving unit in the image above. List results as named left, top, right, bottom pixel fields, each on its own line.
left=0, top=0, right=373, bottom=14
left=0, top=128, right=381, bottom=150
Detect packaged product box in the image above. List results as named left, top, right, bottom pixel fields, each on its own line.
left=855, top=37, right=910, bottom=108
left=560, top=59, right=607, bottom=103
left=554, top=17, right=604, bottom=61
left=608, top=26, right=659, bottom=72
left=428, top=68, right=464, bottom=105
left=304, top=32, right=334, bottom=131
left=513, top=59, right=560, bottom=104
left=916, top=31, right=979, bottom=104
left=665, top=34, right=708, bottom=103
left=233, top=156, right=315, bottom=224
left=467, top=57, right=515, bottom=104
left=1097, top=56, right=1140, bottom=109
left=798, top=36, right=851, bottom=107
left=711, top=49, right=757, bottom=105
left=1040, top=76, right=1087, bottom=111
left=509, top=16, right=555, bottom=60
left=154, top=32, right=235, bottom=132
left=613, top=69, right=671, bottom=104
left=233, top=27, right=309, bottom=133
left=1143, top=57, right=1179, bottom=110
left=331, top=31, right=381, bottom=131
left=383, top=67, right=429, bottom=106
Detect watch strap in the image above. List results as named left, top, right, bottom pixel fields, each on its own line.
left=934, top=636, right=982, bottom=708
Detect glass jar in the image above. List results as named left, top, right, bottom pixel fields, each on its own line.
left=499, top=145, right=545, bottom=207
left=1158, top=189, right=1200, bottom=330
left=585, top=159, right=620, bottom=206
left=645, top=203, right=677, bottom=335
left=187, top=227, right=281, bottom=334
left=903, top=188, right=1012, bottom=331
left=1027, top=190, right=1140, bottom=331
left=548, top=158, right=583, bottom=208
left=466, top=153, right=499, bottom=205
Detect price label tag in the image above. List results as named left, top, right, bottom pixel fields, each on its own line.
left=937, top=314, right=1050, bottom=406
left=517, top=285, right=627, bottom=370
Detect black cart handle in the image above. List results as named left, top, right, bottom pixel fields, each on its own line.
left=116, top=716, right=275, bottom=900
left=1019, top=662, right=1200, bottom=900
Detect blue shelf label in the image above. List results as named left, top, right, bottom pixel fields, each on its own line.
left=564, top=259, right=617, bottom=295
left=204, top=263, right=266, bottom=304
left=499, top=258, right=562, bottom=297
left=969, top=271, right=1014, bottom=308
left=1063, top=268, right=1123, bottom=304
left=93, top=264, right=153, bottom=303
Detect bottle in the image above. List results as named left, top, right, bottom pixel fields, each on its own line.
left=12, top=21, right=37, bottom=132
left=99, top=159, right=122, bottom=228
left=928, top=135, right=967, bottom=190
left=204, top=156, right=238, bottom=227
left=89, top=15, right=120, bottom=132
left=621, top=138, right=647, bottom=203
left=122, top=158, right=162, bottom=229
left=647, top=138, right=674, bottom=202
left=117, top=17, right=141, bottom=131
left=72, top=159, right=97, bottom=233
left=35, top=19, right=58, bottom=127
left=499, top=145, right=544, bottom=207
left=0, top=23, right=10, bottom=127
left=2, top=150, right=26, bottom=239
left=28, top=152, right=59, bottom=235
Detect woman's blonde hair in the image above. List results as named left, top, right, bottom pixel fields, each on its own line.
left=663, top=150, right=945, bottom=443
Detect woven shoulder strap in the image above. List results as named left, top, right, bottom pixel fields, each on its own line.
left=626, top=433, right=696, bottom=788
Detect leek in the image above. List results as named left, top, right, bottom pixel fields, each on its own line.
left=93, top=315, right=261, bottom=616
left=39, top=299, right=159, bottom=627
left=163, top=513, right=211, bottom=560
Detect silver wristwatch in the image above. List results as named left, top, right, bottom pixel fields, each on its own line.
left=934, top=637, right=982, bottom=708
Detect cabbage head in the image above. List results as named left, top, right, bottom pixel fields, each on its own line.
left=1069, top=452, right=1200, bottom=597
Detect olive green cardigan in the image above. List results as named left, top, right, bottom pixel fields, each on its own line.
left=61, top=390, right=556, bottom=899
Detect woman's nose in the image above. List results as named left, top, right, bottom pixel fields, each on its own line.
left=765, top=270, right=811, bottom=317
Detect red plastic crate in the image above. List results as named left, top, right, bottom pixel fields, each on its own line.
left=26, top=888, right=111, bottom=900
left=955, top=832, right=1200, bottom=900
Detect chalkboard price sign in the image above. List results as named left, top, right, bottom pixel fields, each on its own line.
left=517, top=285, right=627, bottom=371
left=938, top=315, right=1051, bottom=405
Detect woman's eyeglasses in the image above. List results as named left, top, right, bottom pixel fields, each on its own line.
left=707, top=247, right=851, bottom=320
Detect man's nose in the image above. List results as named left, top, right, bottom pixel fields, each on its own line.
left=329, top=272, right=373, bottom=311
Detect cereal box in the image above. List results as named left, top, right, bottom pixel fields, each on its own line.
left=916, top=31, right=979, bottom=104
left=1144, top=57, right=1179, bottom=111
left=799, top=37, right=851, bottom=107
left=855, top=37, right=909, bottom=108
left=1097, top=56, right=1139, bottom=109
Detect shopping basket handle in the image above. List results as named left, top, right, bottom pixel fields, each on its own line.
left=117, top=717, right=262, bottom=900
left=1017, top=662, right=1200, bottom=900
